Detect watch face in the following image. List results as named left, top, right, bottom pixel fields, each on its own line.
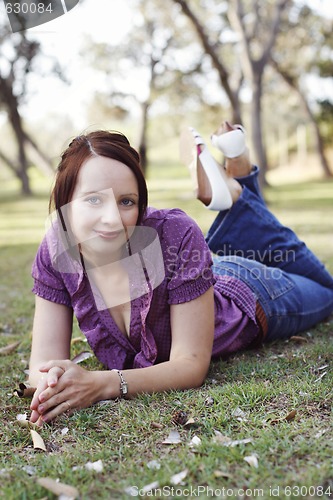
left=4, top=0, right=80, bottom=33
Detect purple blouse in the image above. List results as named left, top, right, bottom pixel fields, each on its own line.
left=32, top=207, right=259, bottom=369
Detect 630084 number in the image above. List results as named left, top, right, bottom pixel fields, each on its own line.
left=5, top=2, right=53, bottom=14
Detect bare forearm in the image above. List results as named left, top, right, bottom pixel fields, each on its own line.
left=97, top=357, right=210, bottom=401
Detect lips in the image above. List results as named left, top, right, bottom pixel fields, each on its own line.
left=94, top=229, right=123, bottom=240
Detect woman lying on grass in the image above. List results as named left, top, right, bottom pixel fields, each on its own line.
left=29, top=121, right=333, bottom=425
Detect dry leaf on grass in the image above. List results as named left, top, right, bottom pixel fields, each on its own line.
left=70, top=337, right=87, bottom=345
left=184, top=417, right=197, bottom=427
left=30, top=429, right=47, bottom=451
left=170, top=469, right=188, bottom=485
left=231, top=407, right=248, bottom=422
left=146, top=460, right=161, bottom=470
left=162, top=429, right=182, bottom=444
left=213, top=470, right=233, bottom=479
left=270, top=409, right=297, bottom=425
left=244, top=454, right=259, bottom=468
left=189, top=435, right=201, bottom=448
left=0, top=341, right=21, bottom=355
left=85, top=460, right=104, bottom=473
left=72, top=459, right=104, bottom=473
left=213, top=430, right=252, bottom=447
left=14, top=382, right=36, bottom=398
left=285, top=409, right=297, bottom=421
left=289, top=336, right=308, bottom=343
left=22, top=465, right=37, bottom=476
left=125, top=481, right=159, bottom=496
left=151, top=421, right=163, bottom=429
left=71, top=351, right=93, bottom=364
left=37, top=477, right=79, bottom=499
left=16, top=413, right=29, bottom=428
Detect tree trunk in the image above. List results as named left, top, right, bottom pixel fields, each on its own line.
left=0, top=76, right=32, bottom=195
left=251, top=72, right=269, bottom=186
left=173, top=0, right=242, bottom=124
left=138, top=101, right=149, bottom=174
left=271, top=58, right=332, bottom=177
left=294, top=87, right=332, bottom=177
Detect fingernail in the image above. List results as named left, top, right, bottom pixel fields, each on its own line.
left=38, top=405, right=44, bottom=413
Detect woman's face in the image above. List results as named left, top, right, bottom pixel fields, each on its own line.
left=67, top=155, right=139, bottom=263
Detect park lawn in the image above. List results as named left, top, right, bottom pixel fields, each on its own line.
left=0, top=161, right=332, bottom=499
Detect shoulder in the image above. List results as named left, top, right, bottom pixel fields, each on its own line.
left=142, top=207, right=200, bottom=235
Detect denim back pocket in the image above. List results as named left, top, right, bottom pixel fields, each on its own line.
left=212, top=255, right=295, bottom=301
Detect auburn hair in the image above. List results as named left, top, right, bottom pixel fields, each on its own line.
left=50, top=131, right=148, bottom=224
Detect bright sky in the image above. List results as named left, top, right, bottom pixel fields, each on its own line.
left=1, top=0, right=332, bottom=130
left=21, top=0, right=136, bottom=128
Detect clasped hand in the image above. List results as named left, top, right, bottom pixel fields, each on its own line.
left=30, top=360, right=99, bottom=425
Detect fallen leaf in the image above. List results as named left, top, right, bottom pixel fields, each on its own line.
left=170, top=469, right=188, bottom=485
left=151, top=421, right=163, bottom=429
left=146, top=460, right=161, bottom=470
left=70, top=337, right=87, bottom=345
left=17, top=413, right=29, bottom=428
left=270, top=409, right=297, bottom=425
left=14, top=382, right=36, bottom=398
left=213, top=430, right=232, bottom=445
left=289, top=336, right=308, bottom=343
left=231, top=407, right=248, bottom=421
left=232, top=407, right=246, bottom=418
left=125, top=481, right=159, bottom=495
left=184, top=417, right=197, bottom=427
left=37, top=477, right=79, bottom=499
left=21, top=465, right=37, bottom=476
left=213, top=431, right=252, bottom=447
left=285, top=410, right=297, bottom=421
left=0, top=341, right=20, bottom=355
left=85, top=460, right=103, bottom=473
left=189, top=435, right=201, bottom=448
left=244, top=454, right=259, bottom=468
left=71, top=351, right=93, bottom=364
left=213, top=470, right=232, bottom=479
left=124, top=486, right=139, bottom=496
left=30, top=429, right=47, bottom=451
left=162, top=430, right=182, bottom=444
left=226, top=438, right=253, bottom=447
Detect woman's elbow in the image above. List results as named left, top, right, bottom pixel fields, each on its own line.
left=183, top=357, right=210, bottom=389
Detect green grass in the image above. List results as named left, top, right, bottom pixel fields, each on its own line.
left=0, top=160, right=332, bottom=499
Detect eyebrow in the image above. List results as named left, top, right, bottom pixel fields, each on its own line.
left=79, top=191, right=139, bottom=197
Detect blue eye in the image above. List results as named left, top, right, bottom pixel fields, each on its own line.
left=121, top=198, right=135, bottom=206
left=87, top=196, right=101, bottom=205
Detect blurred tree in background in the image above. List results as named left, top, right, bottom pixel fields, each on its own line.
left=0, top=0, right=332, bottom=192
left=0, top=22, right=60, bottom=194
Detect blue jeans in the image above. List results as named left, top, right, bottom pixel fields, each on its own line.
left=206, top=167, right=333, bottom=341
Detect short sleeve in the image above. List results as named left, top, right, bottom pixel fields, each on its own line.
left=32, top=236, right=72, bottom=307
left=162, top=210, right=215, bottom=304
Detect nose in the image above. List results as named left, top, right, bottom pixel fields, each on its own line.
left=100, top=197, right=123, bottom=228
